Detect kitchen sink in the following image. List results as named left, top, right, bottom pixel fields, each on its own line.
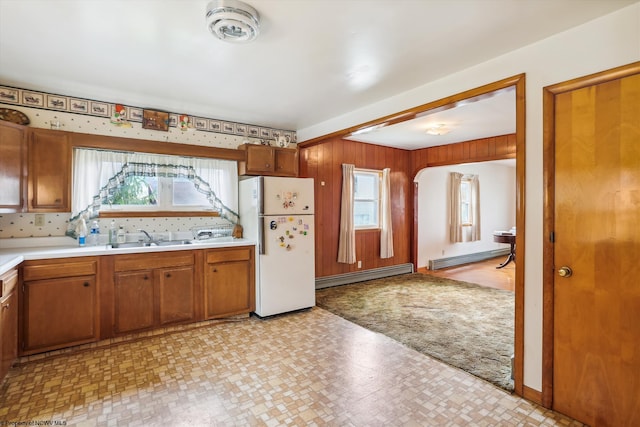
left=110, top=240, right=193, bottom=249
left=157, top=240, right=193, bottom=246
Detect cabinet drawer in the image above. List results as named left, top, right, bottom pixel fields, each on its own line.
left=0, top=269, right=18, bottom=297
left=206, top=247, right=252, bottom=264
left=23, top=259, right=97, bottom=281
left=114, top=251, right=194, bottom=272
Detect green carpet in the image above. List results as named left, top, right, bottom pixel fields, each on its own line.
left=316, top=273, right=515, bottom=391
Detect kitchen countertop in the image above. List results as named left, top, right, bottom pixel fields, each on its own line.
left=0, top=236, right=256, bottom=276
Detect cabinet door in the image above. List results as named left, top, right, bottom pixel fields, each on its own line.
left=274, top=148, right=298, bottom=176
left=158, top=266, right=195, bottom=326
left=0, top=292, right=17, bottom=381
left=114, top=271, right=154, bottom=334
left=22, top=276, right=97, bottom=354
left=205, top=260, right=252, bottom=318
left=0, top=121, right=27, bottom=212
left=28, top=129, right=70, bottom=212
left=245, top=145, right=275, bottom=173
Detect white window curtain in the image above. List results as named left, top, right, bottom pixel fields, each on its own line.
left=71, top=148, right=238, bottom=223
left=380, top=168, right=394, bottom=258
left=449, top=172, right=464, bottom=243
left=469, top=174, right=481, bottom=241
left=449, top=172, right=481, bottom=243
left=337, top=163, right=356, bottom=264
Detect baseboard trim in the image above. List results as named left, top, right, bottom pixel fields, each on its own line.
left=315, top=263, right=414, bottom=289
left=522, top=385, right=543, bottom=405
left=428, top=248, right=510, bottom=270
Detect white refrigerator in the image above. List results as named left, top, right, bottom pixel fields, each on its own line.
left=239, top=176, right=315, bottom=317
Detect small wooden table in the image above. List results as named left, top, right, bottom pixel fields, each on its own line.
left=493, top=233, right=515, bottom=269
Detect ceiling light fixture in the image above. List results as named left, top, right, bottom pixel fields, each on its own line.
left=425, top=124, right=451, bottom=136
left=349, top=123, right=386, bottom=136
left=206, top=0, right=260, bottom=43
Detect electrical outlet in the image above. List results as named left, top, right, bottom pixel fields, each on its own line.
left=357, top=260, right=362, bottom=269
left=35, top=214, right=45, bottom=227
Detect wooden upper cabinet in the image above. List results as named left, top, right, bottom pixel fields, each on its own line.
left=28, top=128, right=71, bottom=212
left=0, top=121, right=27, bottom=213
left=274, top=147, right=298, bottom=176
left=238, top=144, right=298, bottom=177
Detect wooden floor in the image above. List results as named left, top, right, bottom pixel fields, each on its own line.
left=417, top=256, right=515, bottom=291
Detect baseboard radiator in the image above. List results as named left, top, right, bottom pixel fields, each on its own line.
left=315, top=263, right=414, bottom=290
left=428, top=248, right=510, bottom=270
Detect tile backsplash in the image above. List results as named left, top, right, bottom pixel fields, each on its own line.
left=0, top=213, right=232, bottom=239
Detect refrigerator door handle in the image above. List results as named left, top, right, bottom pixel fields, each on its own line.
left=258, top=176, right=265, bottom=216
left=258, top=218, right=265, bottom=255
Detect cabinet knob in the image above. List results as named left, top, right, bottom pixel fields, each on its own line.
left=2, top=304, right=8, bottom=310
left=166, top=273, right=171, bottom=278
left=212, top=268, right=217, bottom=273
left=83, top=282, right=90, bottom=287
left=265, top=163, right=270, bottom=168
left=144, top=275, right=149, bottom=280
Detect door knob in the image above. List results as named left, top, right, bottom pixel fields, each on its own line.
left=558, top=266, right=572, bottom=277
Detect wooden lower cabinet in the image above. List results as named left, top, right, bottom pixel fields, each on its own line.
left=114, top=270, right=155, bottom=334
left=21, top=257, right=99, bottom=355
left=205, top=246, right=255, bottom=318
left=1, top=292, right=17, bottom=381
left=0, top=268, right=18, bottom=381
left=17, top=245, right=255, bottom=355
left=112, top=252, right=195, bottom=335
left=158, top=266, right=195, bottom=326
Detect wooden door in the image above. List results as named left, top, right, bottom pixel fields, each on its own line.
left=244, top=144, right=275, bottom=174
left=0, top=292, right=17, bottom=380
left=548, top=66, right=640, bottom=426
left=274, top=148, right=298, bottom=176
left=23, top=276, right=97, bottom=353
left=114, top=271, right=154, bottom=334
left=28, top=128, right=70, bottom=212
left=0, top=121, right=27, bottom=212
left=205, top=260, right=252, bottom=318
left=158, top=266, right=195, bottom=325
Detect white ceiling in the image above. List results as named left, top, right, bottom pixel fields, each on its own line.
left=0, top=0, right=635, bottom=148
left=345, top=86, right=516, bottom=149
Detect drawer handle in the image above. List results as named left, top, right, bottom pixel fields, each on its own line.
left=83, top=282, right=90, bottom=287
left=2, top=304, right=8, bottom=310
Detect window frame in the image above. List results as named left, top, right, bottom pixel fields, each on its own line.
left=460, top=177, right=473, bottom=227
left=99, top=175, right=214, bottom=213
left=72, top=148, right=237, bottom=220
left=353, top=168, right=382, bottom=230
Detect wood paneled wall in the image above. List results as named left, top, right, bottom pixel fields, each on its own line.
left=299, top=134, right=516, bottom=279
left=299, top=138, right=412, bottom=278
left=411, top=134, right=516, bottom=177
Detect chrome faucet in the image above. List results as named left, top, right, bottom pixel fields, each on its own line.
left=138, top=229, right=159, bottom=245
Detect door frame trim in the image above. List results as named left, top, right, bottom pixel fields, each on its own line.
left=541, top=61, right=640, bottom=408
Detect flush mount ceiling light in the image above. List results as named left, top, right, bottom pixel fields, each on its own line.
left=425, top=124, right=451, bottom=136
left=206, top=0, right=260, bottom=43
